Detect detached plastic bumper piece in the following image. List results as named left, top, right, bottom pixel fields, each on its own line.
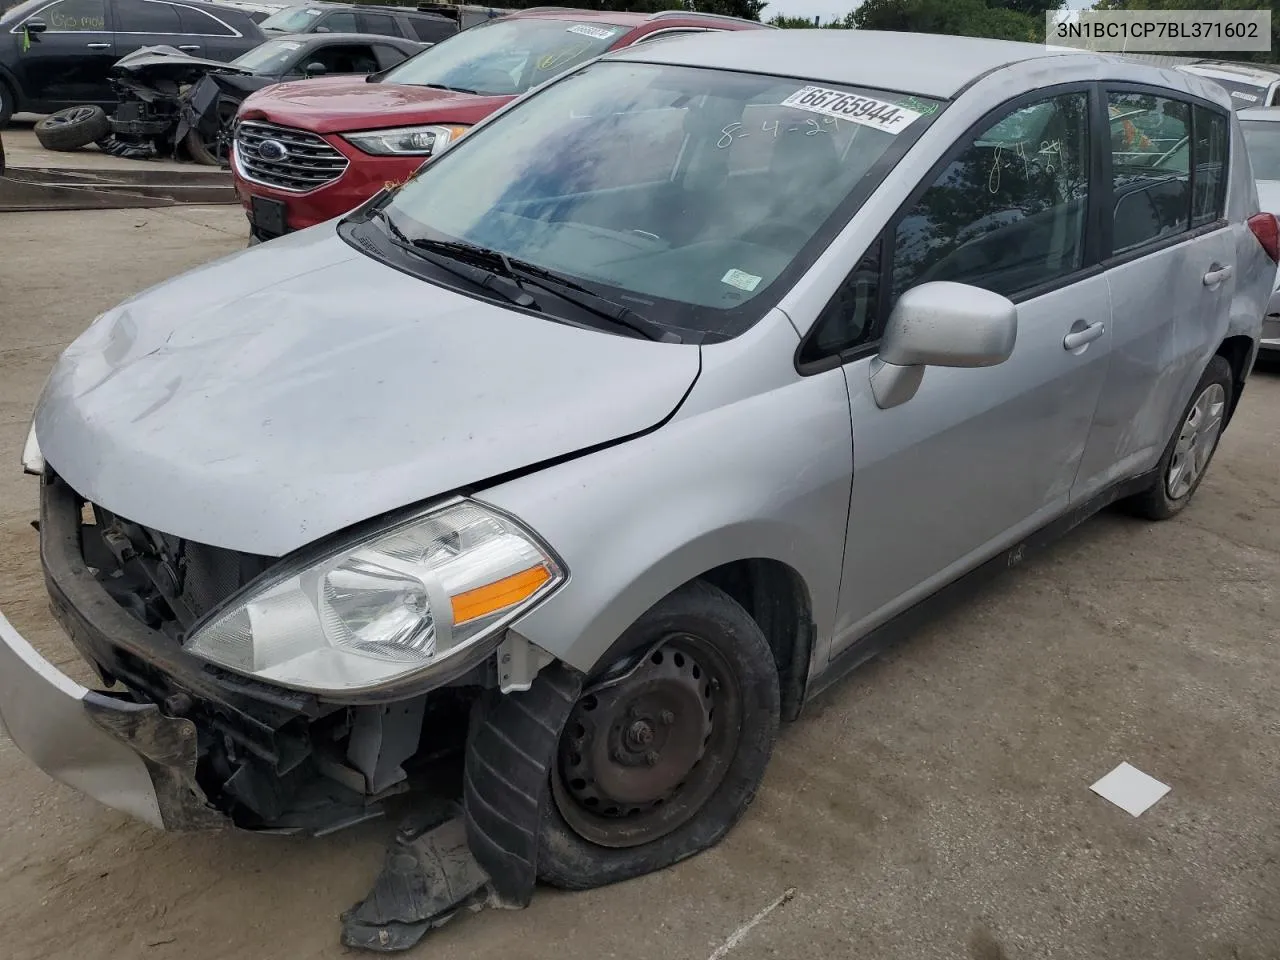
left=0, top=610, right=227, bottom=831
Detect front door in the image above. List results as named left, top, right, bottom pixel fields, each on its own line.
left=825, top=87, right=1115, bottom=653
left=12, top=0, right=115, bottom=109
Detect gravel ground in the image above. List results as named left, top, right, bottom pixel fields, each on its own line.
left=0, top=207, right=1277, bottom=960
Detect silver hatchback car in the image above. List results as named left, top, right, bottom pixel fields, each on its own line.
left=3, top=30, right=1273, bottom=915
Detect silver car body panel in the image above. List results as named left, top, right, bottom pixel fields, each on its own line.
left=16, top=33, right=1273, bottom=709
left=34, top=226, right=701, bottom=556
left=0, top=612, right=165, bottom=828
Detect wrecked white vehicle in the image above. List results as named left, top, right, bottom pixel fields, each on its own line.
left=2, top=26, right=1270, bottom=951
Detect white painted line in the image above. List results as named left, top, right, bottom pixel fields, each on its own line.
left=1090, top=761, right=1171, bottom=817
left=707, top=887, right=797, bottom=960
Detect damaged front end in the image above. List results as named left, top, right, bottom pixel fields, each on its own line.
left=104, top=46, right=268, bottom=163
left=1, top=470, right=584, bottom=947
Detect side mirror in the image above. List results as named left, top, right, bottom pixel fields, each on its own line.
left=303, top=61, right=327, bottom=77
left=869, top=281, right=1017, bottom=410
left=24, top=18, right=47, bottom=36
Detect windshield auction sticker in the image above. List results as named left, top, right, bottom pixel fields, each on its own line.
left=781, top=87, right=922, bottom=135
left=566, top=23, right=618, bottom=40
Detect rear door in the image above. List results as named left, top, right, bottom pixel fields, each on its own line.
left=1071, top=87, right=1235, bottom=499
left=11, top=0, right=115, bottom=109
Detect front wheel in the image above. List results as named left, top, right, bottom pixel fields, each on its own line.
left=536, top=580, right=780, bottom=890
left=1125, top=354, right=1233, bottom=520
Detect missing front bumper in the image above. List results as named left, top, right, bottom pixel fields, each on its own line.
left=0, top=611, right=227, bottom=830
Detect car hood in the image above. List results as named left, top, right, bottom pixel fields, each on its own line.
left=34, top=226, right=700, bottom=557
left=239, top=76, right=512, bottom=133
left=112, top=44, right=257, bottom=80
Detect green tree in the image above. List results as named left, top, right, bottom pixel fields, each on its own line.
left=852, top=0, right=1042, bottom=42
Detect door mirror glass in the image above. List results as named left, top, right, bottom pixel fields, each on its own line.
left=24, top=18, right=47, bottom=33
left=304, top=61, right=327, bottom=77
left=880, top=281, right=1017, bottom=369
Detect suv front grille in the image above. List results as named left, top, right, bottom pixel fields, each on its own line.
left=234, top=120, right=349, bottom=193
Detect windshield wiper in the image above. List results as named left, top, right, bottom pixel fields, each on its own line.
left=501, top=258, right=682, bottom=344
left=422, top=82, right=479, bottom=95
left=406, top=238, right=678, bottom=343
left=372, top=210, right=537, bottom=309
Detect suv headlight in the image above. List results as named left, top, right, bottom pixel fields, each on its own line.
left=342, top=123, right=469, bottom=157
left=185, top=500, right=563, bottom=695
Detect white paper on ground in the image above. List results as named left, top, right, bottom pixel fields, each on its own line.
left=1090, top=761, right=1170, bottom=817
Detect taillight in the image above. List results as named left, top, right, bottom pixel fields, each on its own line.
left=1248, top=212, right=1279, bottom=263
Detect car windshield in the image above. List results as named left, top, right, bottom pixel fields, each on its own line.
left=232, top=38, right=304, bottom=73
left=1242, top=119, right=1280, bottom=180
left=378, top=17, right=627, bottom=97
left=376, top=61, right=941, bottom=337
left=259, top=4, right=324, bottom=31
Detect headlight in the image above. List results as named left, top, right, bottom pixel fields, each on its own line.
left=21, top=420, right=43, bottom=476
left=341, top=123, right=469, bottom=157
left=185, top=500, right=564, bottom=695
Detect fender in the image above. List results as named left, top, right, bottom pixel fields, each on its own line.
left=476, top=313, right=854, bottom=677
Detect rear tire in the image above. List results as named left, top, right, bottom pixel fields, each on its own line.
left=536, top=580, right=780, bottom=890
left=1125, top=354, right=1233, bottom=520
left=0, top=81, right=14, bottom=129
left=34, top=106, right=110, bottom=151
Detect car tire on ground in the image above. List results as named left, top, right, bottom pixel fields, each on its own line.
left=184, top=128, right=221, bottom=167
left=536, top=579, right=780, bottom=891
left=1126, top=354, right=1234, bottom=521
left=0, top=81, right=14, bottom=129
left=34, top=106, right=111, bottom=151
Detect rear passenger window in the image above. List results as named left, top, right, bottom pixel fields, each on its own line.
left=891, top=91, right=1091, bottom=300
left=1192, top=105, right=1229, bottom=226
left=1108, top=92, right=1190, bottom=253
left=358, top=12, right=399, bottom=36
left=176, top=6, right=235, bottom=35
left=322, top=11, right=356, bottom=31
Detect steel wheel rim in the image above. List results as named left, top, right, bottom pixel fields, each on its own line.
left=1167, top=382, right=1225, bottom=500
left=551, top=633, right=742, bottom=849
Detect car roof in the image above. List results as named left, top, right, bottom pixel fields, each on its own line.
left=606, top=29, right=1118, bottom=99
left=1238, top=106, right=1280, bottom=121
left=1180, top=61, right=1280, bottom=85
left=271, top=30, right=420, bottom=44
left=506, top=7, right=652, bottom=26
left=277, top=0, right=446, bottom=13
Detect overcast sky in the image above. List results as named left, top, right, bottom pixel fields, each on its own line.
left=765, top=0, right=1093, bottom=27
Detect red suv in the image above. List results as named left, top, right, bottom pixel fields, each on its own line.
left=232, top=7, right=768, bottom=241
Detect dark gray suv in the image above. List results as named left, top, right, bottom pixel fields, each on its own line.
left=0, top=0, right=264, bottom=123
left=258, top=2, right=457, bottom=44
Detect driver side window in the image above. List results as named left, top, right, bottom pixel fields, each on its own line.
left=891, top=91, right=1091, bottom=301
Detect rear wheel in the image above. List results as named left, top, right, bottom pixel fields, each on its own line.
left=1125, top=354, right=1232, bottom=520
left=0, top=81, right=14, bottom=129
left=537, top=580, right=779, bottom=890
left=34, top=106, right=110, bottom=151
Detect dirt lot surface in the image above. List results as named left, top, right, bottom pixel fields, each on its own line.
left=0, top=207, right=1278, bottom=960
left=3, top=124, right=195, bottom=173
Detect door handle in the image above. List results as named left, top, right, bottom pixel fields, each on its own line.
left=1203, top=264, right=1233, bottom=286
left=1063, top=320, right=1106, bottom=351
left=86, top=42, right=110, bottom=49
left=177, top=44, right=200, bottom=51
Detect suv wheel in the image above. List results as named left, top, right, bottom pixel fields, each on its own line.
left=34, top=106, right=110, bottom=151
left=1126, top=354, right=1233, bottom=520
left=0, top=81, right=14, bottom=128
left=536, top=580, right=780, bottom=890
